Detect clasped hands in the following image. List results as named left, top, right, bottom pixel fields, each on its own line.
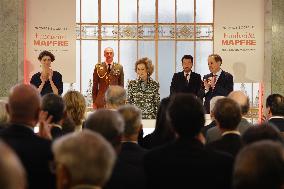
left=203, top=76, right=216, bottom=90
left=40, top=69, right=53, bottom=83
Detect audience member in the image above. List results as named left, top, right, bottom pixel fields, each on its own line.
left=105, top=85, right=127, bottom=110
left=201, top=96, right=224, bottom=137
left=206, top=90, right=252, bottom=142
left=0, top=140, right=26, bottom=189
left=233, top=140, right=284, bottom=189
left=0, top=84, right=55, bottom=189
left=63, top=90, right=86, bottom=131
left=61, top=115, right=76, bottom=135
left=42, top=93, right=66, bottom=139
left=144, top=93, right=233, bottom=189
left=84, top=109, right=124, bottom=153
left=206, top=98, right=243, bottom=157
left=103, top=105, right=147, bottom=189
left=265, top=94, right=284, bottom=131
left=52, top=130, right=116, bottom=189
left=242, top=122, right=284, bottom=145
left=139, top=97, right=176, bottom=149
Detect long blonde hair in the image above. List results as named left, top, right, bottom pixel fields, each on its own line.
left=63, top=91, right=86, bottom=126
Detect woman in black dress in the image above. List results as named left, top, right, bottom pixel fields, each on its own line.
left=30, top=50, right=63, bottom=96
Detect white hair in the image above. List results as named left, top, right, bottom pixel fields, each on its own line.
left=52, top=130, right=116, bottom=186
left=210, top=96, right=225, bottom=113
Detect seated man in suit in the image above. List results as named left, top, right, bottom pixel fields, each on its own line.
left=41, top=93, right=66, bottom=139
left=233, top=141, right=284, bottom=189
left=144, top=94, right=233, bottom=189
left=206, top=90, right=252, bottom=143
left=265, top=94, right=284, bottom=131
left=206, top=98, right=242, bottom=157
left=200, top=54, right=234, bottom=113
left=0, top=140, right=26, bottom=189
left=0, top=84, right=55, bottom=189
left=170, top=55, right=202, bottom=96
left=103, top=104, right=148, bottom=189
left=52, top=130, right=116, bottom=189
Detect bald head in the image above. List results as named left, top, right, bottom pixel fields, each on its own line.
left=228, top=91, right=250, bottom=115
left=7, top=84, right=41, bottom=125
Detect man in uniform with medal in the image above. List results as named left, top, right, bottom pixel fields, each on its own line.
left=92, top=47, right=124, bottom=109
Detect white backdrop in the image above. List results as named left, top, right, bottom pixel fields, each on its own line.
left=214, top=0, right=264, bottom=82
left=26, top=0, right=76, bottom=83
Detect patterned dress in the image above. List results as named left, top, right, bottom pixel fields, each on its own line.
left=127, top=77, right=160, bottom=119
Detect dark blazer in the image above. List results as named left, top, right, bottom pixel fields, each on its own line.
left=30, top=71, right=63, bottom=96
left=144, top=138, right=233, bottom=189
left=201, top=70, right=233, bottom=113
left=170, top=71, right=202, bottom=96
left=0, top=124, right=55, bottom=189
left=268, top=117, right=284, bottom=132
left=206, top=133, right=243, bottom=158
left=206, top=118, right=252, bottom=143
left=104, top=142, right=148, bottom=189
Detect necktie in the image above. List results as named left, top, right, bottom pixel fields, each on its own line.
left=107, top=64, right=111, bottom=73
left=185, top=73, right=189, bottom=84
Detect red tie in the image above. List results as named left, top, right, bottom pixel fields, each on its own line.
left=212, top=74, right=217, bottom=89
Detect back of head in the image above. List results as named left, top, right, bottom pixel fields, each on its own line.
left=118, top=104, right=142, bottom=138
left=0, top=100, right=9, bottom=124
left=228, top=91, right=250, bottom=115
left=213, top=98, right=242, bottom=130
left=242, top=123, right=284, bottom=145
left=154, top=97, right=174, bottom=136
left=63, top=90, right=86, bottom=126
left=85, top=109, right=124, bottom=148
left=209, top=96, right=225, bottom=113
left=105, top=85, right=126, bottom=109
left=7, top=84, right=40, bottom=124
left=233, top=140, right=284, bottom=189
left=42, top=93, right=65, bottom=123
left=0, top=140, right=26, bottom=189
left=168, top=93, right=205, bottom=138
left=266, top=94, right=284, bottom=116
left=52, top=130, right=116, bottom=187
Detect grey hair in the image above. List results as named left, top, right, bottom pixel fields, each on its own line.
left=210, top=96, right=225, bottom=113
left=105, top=86, right=127, bottom=107
left=52, top=130, right=116, bottom=186
left=118, top=104, right=142, bottom=137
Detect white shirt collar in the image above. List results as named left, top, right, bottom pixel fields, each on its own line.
left=222, top=130, right=240, bottom=136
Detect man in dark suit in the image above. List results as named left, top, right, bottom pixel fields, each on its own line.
left=200, top=54, right=234, bottom=113
left=0, top=84, right=55, bottom=189
left=103, top=104, right=147, bottom=189
left=265, top=94, right=284, bottom=131
left=41, top=93, right=66, bottom=139
left=206, top=98, right=243, bottom=157
left=206, top=91, right=252, bottom=143
left=170, top=55, right=202, bottom=96
left=144, top=94, right=233, bottom=189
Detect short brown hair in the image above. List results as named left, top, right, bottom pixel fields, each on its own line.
left=38, top=50, right=55, bottom=62
left=135, top=57, right=154, bottom=76
left=209, top=54, right=222, bottom=65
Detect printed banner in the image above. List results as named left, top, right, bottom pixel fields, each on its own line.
left=214, top=0, right=264, bottom=82
left=26, top=0, right=76, bottom=83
